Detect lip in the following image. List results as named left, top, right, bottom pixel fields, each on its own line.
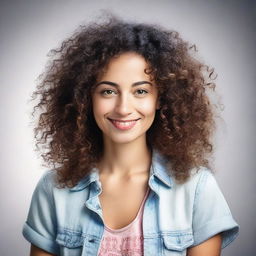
left=108, top=118, right=140, bottom=122
left=108, top=118, right=140, bottom=130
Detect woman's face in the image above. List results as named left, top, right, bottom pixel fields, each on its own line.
left=92, top=52, right=159, bottom=145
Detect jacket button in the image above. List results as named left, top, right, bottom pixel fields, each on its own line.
left=89, top=238, right=95, bottom=243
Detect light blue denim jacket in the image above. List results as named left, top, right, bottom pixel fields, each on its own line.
left=23, top=150, right=239, bottom=255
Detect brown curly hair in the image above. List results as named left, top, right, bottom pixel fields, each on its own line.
left=33, top=14, right=220, bottom=187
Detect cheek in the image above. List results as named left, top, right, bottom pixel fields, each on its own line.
left=92, top=98, right=114, bottom=119
left=138, top=99, right=158, bottom=116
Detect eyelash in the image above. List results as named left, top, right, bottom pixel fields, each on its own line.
left=100, top=89, right=148, bottom=96
left=135, top=89, right=148, bottom=95
left=100, top=89, right=116, bottom=96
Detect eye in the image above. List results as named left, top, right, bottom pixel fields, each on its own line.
left=100, top=89, right=117, bottom=96
left=135, top=89, right=148, bottom=96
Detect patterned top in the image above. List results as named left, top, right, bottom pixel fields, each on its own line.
left=97, top=187, right=150, bottom=256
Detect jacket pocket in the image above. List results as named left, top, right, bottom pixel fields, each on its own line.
left=161, top=232, right=194, bottom=256
left=56, top=230, right=85, bottom=256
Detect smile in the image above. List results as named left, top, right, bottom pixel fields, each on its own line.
left=108, top=118, right=140, bottom=130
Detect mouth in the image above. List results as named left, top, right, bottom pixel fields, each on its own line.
left=108, top=118, right=140, bottom=130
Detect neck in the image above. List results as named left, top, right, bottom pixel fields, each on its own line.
left=98, top=137, right=152, bottom=177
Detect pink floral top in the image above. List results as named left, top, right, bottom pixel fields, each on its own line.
left=97, top=187, right=150, bottom=256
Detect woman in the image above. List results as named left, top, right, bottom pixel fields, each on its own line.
left=23, top=15, right=239, bottom=256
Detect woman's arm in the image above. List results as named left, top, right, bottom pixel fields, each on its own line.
left=30, top=244, right=56, bottom=256
left=187, top=234, right=222, bottom=256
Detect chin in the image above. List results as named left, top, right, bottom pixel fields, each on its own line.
left=111, top=137, right=139, bottom=145
left=106, top=133, right=146, bottom=145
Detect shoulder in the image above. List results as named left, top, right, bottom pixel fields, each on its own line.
left=160, top=166, right=220, bottom=216
left=35, top=169, right=59, bottom=192
left=34, top=169, right=93, bottom=206
left=152, top=150, right=212, bottom=192
left=29, top=170, right=60, bottom=207
left=172, top=167, right=225, bottom=208
left=159, top=166, right=239, bottom=248
left=157, top=166, right=213, bottom=232
left=32, top=169, right=75, bottom=204
left=171, top=166, right=213, bottom=194
left=157, top=166, right=212, bottom=210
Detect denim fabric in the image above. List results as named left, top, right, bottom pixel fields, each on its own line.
left=22, top=150, right=239, bottom=255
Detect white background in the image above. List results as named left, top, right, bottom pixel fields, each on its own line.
left=0, top=0, right=255, bottom=255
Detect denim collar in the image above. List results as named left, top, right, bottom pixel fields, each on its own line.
left=70, top=149, right=173, bottom=192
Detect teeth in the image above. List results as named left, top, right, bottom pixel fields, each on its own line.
left=113, top=121, right=135, bottom=127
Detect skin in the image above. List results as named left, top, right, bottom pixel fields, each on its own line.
left=92, top=51, right=160, bottom=148
left=187, top=234, right=222, bottom=255
left=30, top=52, right=222, bottom=255
left=30, top=245, right=56, bottom=256
left=92, top=52, right=159, bottom=229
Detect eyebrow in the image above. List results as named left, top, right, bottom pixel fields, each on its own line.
left=95, top=80, right=153, bottom=87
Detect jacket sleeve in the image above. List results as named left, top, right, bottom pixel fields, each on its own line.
left=22, top=171, right=59, bottom=255
left=192, top=169, right=239, bottom=248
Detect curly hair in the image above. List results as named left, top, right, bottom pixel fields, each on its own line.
left=33, top=14, right=219, bottom=187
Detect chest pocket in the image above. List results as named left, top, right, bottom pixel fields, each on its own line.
left=161, top=232, right=194, bottom=256
left=56, top=230, right=86, bottom=256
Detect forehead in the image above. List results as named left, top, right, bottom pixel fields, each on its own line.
left=98, top=52, right=153, bottom=81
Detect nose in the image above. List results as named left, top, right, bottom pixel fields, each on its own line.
left=114, top=94, right=133, bottom=116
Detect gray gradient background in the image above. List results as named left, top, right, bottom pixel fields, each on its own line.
left=0, top=0, right=255, bottom=255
